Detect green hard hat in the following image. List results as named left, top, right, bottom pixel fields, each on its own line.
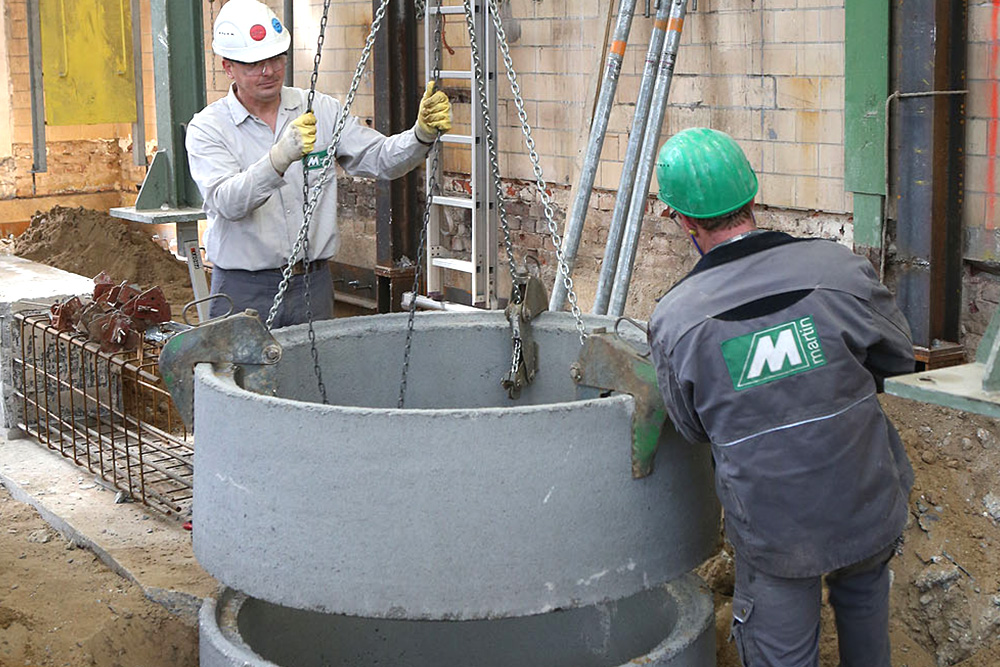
left=655, top=127, right=758, bottom=218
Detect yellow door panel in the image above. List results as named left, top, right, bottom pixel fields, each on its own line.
left=40, top=0, right=137, bottom=126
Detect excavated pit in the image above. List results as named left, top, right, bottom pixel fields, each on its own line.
left=192, top=311, right=719, bottom=666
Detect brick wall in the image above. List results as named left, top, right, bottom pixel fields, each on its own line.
left=0, top=0, right=156, bottom=232
left=964, top=1, right=1000, bottom=263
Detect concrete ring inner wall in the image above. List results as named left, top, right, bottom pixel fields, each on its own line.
left=199, top=573, right=716, bottom=667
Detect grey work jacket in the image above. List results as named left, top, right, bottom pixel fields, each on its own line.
left=648, top=232, right=915, bottom=578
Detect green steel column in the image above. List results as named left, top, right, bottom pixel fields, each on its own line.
left=148, top=0, right=207, bottom=208
left=844, top=1, right=889, bottom=250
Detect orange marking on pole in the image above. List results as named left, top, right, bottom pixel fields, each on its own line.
left=653, top=19, right=669, bottom=32
left=610, top=40, right=627, bottom=58
left=667, top=17, right=684, bottom=33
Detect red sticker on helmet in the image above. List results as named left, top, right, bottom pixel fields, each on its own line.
left=249, top=24, right=266, bottom=41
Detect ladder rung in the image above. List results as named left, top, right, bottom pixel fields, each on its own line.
left=441, top=134, right=473, bottom=145
left=431, top=195, right=474, bottom=210
left=428, top=5, right=467, bottom=16
left=431, top=257, right=475, bottom=273
left=438, top=70, right=472, bottom=80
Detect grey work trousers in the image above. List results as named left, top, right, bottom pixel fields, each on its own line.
left=730, top=543, right=896, bottom=667
left=209, top=264, right=334, bottom=329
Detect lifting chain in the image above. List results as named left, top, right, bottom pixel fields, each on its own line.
left=265, top=0, right=392, bottom=402
left=483, top=0, right=588, bottom=345
left=293, top=0, right=336, bottom=405
left=461, top=0, right=521, bottom=304
left=397, top=7, right=445, bottom=409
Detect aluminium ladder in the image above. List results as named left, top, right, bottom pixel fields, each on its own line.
left=423, top=0, right=499, bottom=309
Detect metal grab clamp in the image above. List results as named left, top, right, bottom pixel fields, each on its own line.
left=501, top=273, right=549, bottom=399
left=570, top=324, right=667, bottom=479
left=159, top=309, right=283, bottom=430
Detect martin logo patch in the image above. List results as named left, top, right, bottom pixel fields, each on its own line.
left=304, top=149, right=328, bottom=171
left=721, top=316, right=826, bottom=390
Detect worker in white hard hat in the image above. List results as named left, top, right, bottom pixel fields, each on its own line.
left=186, top=0, right=452, bottom=327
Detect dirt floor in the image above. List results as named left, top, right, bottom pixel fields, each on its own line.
left=0, top=488, right=199, bottom=667
left=2, top=206, right=1000, bottom=666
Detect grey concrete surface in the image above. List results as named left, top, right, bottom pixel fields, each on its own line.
left=199, top=574, right=715, bottom=667
left=0, top=432, right=217, bottom=624
left=192, top=311, right=720, bottom=620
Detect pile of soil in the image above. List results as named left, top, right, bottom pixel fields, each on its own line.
left=12, top=206, right=195, bottom=318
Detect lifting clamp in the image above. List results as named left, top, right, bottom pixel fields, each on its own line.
left=501, top=272, right=549, bottom=399
left=570, top=321, right=667, bottom=479
left=159, top=309, right=283, bottom=430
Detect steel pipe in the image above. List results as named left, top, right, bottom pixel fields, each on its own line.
left=608, top=0, right=688, bottom=317
left=593, top=0, right=674, bottom=314
left=549, top=0, right=638, bottom=312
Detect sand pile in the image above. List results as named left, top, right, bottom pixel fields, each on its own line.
left=13, top=206, right=195, bottom=314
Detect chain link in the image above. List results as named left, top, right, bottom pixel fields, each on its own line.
left=462, top=0, right=521, bottom=305
left=398, top=6, right=445, bottom=409
left=297, top=0, right=336, bottom=404
left=508, top=335, right=522, bottom=380
left=266, top=0, right=392, bottom=330
left=306, top=0, right=332, bottom=114
left=414, top=0, right=426, bottom=21
left=486, top=0, right=588, bottom=344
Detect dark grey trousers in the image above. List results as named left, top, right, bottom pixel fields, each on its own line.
left=731, top=543, right=896, bottom=667
left=208, top=264, right=334, bottom=329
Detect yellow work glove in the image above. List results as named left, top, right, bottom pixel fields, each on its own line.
left=415, top=81, right=452, bottom=144
left=269, top=111, right=317, bottom=175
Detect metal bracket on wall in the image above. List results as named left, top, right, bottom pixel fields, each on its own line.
left=110, top=0, right=210, bottom=321
left=26, top=0, right=46, bottom=173
left=886, top=306, right=1000, bottom=418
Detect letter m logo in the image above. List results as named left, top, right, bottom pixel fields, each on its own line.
left=720, top=317, right=826, bottom=391
left=304, top=149, right=327, bottom=171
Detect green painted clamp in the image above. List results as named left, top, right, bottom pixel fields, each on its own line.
left=571, top=325, right=667, bottom=479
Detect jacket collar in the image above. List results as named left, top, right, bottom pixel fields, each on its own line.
left=688, top=230, right=801, bottom=278
left=656, top=231, right=804, bottom=302
left=225, top=85, right=299, bottom=126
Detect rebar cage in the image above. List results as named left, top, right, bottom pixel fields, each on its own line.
left=11, top=311, right=193, bottom=518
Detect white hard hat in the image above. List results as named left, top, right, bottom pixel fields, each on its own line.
left=212, top=0, right=291, bottom=63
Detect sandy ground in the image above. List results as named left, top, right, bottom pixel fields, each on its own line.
left=0, top=485, right=200, bottom=667
left=2, top=207, right=1000, bottom=666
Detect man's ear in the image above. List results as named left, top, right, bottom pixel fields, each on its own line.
left=221, top=59, right=235, bottom=80
left=678, top=214, right=700, bottom=236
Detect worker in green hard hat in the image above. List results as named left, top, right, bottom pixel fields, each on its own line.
left=647, top=127, right=915, bottom=666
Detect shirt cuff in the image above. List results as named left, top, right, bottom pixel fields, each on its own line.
left=413, top=124, right=436, bottom=146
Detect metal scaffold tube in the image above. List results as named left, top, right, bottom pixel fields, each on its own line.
left=548, top=0, right=638, bottom=312
left=608, top=0, right=688, bottom=317
left=592, top=0, right=674, bottom=315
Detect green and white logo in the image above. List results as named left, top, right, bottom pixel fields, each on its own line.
left=304, top=149, right=328, bottom=171
left=720, top=316, right=826, bottom=391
